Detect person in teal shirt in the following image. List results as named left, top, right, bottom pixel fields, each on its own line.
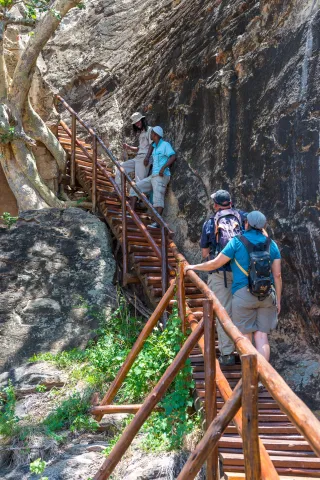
left=185, top=211, right=282, bottom=367
left=129, top=126, right=176, bottom=228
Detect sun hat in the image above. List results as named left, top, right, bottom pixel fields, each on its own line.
left=152, top=126, right=164, bottom=137
left=210, top=189, right=231, bottom=206
left=247, top=211, right=267, bottom=230
left=130, top=112, right=145, bottom=124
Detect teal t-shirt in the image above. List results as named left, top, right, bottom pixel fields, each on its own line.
left=151, top=138, right=175, bottom=176
left=221, top=230, right=281, bottom=294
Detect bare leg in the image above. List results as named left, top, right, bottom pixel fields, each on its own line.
left=243, top=332, right=253, bottom=343
left=253, top=331, right=270, bottom=361
left=130, top=196, right=138, bottom=211
left=155, top=206, right=163, bottom=216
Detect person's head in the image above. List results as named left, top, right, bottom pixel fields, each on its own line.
left=130, top=112, right=148, bottom=132
left=245, top=210, right=267, bottom=231
left=151, top=126, right=164, bottom=144
left=210, top=190, right=231, bottom=211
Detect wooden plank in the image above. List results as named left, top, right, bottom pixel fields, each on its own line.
left=242, top=354, right=261, bottom=480
left=218, top=437, right=312, bottom=452
left=224, top=474, right=320, bottom=480
left=220, top=452, right=320, bottom=468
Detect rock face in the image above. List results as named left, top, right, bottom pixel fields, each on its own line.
left=0, top=208, right=116, bottom=372
left=41, top=1, right=320, bottom=405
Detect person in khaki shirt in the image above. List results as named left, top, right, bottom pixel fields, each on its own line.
left=116, top=112, right=153, bottom=186
left=130, top=126, right=176, bottom=228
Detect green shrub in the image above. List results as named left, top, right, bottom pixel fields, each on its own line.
left=0, top=212, right=18, bottom=228
left=0, top=380, right=20, bottom=437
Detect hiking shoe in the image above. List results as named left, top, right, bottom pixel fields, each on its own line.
left=258, top=381, right=264, bottom=393
left=149, top=222, right=160, bottom=229
left=218, top=354, right=236, bottom=366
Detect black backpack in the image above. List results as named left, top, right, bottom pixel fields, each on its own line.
left=238, top=236, right=272, bottom=299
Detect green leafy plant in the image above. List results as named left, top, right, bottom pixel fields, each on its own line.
left=35, top=384, right=47, bottom=393
left=31, top=297, right=199, bottom=451
left=43, top=391, right=92, bottom=433
left=0, top=211, right=18, bottom=228
left=70, top=414, right=99, bottom=433
left=0, top=380, right=20, bottom=437
left=30, top=457, right=48, bottom=479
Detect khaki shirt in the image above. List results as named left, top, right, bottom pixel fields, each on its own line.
left=138, top=126, right=153, bottom=155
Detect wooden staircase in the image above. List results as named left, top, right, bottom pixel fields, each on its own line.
left=57, top=117, right=320, bottom=479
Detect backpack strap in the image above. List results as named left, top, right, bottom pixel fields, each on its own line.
left=238, top=235, right=255, bottom=254
left=234, top=258, right=249, bottom=277
left=265, top=237, right=272, bottom=252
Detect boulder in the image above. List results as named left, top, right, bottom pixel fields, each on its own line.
left=0, top=208, right=116, bottom=372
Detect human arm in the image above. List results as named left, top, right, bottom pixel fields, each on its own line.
left=271, top=259, right=282, bottom=314
left=159, top=154, right=176, bottom=177
left=123, top=143, right=138, bottom=153
left=185, top=253, right=231, bottom=274
left=202, top=248, right=210, bottom=259
left=144, top=144, right=154, bottom=166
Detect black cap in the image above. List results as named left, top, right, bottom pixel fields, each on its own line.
left=210, top=190, right=231, bottom=206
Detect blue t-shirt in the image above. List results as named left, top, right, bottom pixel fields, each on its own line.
left=151, top=139, right=175, bottom=176
left=222, top=230, right=281, bottom=294
left=200, top=210, right=247, bottom=272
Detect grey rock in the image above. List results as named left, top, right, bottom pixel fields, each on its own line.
left=0, top=208, right=116, bottom=372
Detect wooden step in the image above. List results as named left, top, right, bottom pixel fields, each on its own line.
left=220, top=451, right=320, bottom=470
left=224, top=473, right=320, bottom=480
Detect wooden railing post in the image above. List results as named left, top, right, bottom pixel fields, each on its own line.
left=203, top=300, right=218, bottom=480
left=93, top=319, right=205, bottom=480
left=121, top=171, right=128, bottom=285
left=71, top=113, right=76, bottom=187
left=177, top=261, right=186, bottom=334
left=161, top=226, right=168, bottom=327
left=92, top=134, right=97, bottom=212
left=242, top=354, right=261, bottom=480
left=177, top=380, right=243, bottom=480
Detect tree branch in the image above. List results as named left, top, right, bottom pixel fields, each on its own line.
left=24, top=98, right=67, bottom=172
left=0, top=12, right=36, bottom=26
left=11, top=139, right=64, bottom=208
left=0, top=144, right=49, bottom=210
left=8, top=0, right=82, bottom=112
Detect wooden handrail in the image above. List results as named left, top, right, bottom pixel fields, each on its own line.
left=93, top=318, right=205, bottom=480
left=170, top=242, right=320, bottom=458
left=185, top=310, right=278, bottom=480
left=177, top=380, right=243, bottom=480
left=93, top=280, right=176, bottom=421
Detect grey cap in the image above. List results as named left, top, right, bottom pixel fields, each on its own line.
left=247, top=211, right=267, bottom=230
left=210, top=189, right=231, bottom=206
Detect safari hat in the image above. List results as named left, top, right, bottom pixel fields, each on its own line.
left=152, top=126, right=164, bottom=137
left=130, top=112, right=145, bottom=124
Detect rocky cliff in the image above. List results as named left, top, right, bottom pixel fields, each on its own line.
left=41, top=0, right=320, bottom=406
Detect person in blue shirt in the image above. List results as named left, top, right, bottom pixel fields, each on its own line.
left=186, top=211, right=282, bottom=364
left=129, top=126, right=176, bottom=228
left=200, top=190, right=247, bottom=366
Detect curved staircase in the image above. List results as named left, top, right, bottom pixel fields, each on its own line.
left=57, top=102, right=320, bottom=479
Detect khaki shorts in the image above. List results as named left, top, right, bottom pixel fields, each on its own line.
left=232, top=286, right=278, bottom=334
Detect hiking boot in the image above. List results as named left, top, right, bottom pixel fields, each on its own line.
left=149, top=222, right=160, bottom=229
left=218, top=354, right=236, bottom=366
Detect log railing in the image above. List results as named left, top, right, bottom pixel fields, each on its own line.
left=55, top=96, right=320, bottom=480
